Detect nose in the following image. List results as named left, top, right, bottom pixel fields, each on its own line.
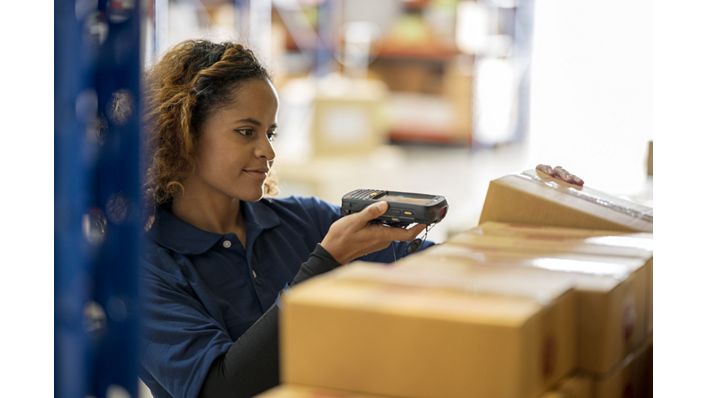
left=255, top=132, right=276, bottom=162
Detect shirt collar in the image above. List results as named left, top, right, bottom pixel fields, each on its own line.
left=148, top=200, right=281, bottom=255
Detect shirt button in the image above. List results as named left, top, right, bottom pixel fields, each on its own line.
left=222, top=240, right=232, bottom=249
left=251, top=270, right=257, bottom=279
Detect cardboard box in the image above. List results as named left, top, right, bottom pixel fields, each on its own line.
left=592, top=340, right=652, bottom=398
left=469, top=222, right=653, bottom=245
left=470, top=222, right=654, bottom=332
left=451, top=222, right=654, bottom=332
left=311, top=77, right=388, bottom=157
left=282, top=262, right=577, bottom=398
left=479, top=170, right=653, bottom=233
left=541, top=375, right=593, bottom=398
left=256, top=384, right=393, bottom=398
left=406, top=246, right=646, bottom=374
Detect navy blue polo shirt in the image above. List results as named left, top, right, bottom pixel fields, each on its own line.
left=139, top=196, right=432, bottom=398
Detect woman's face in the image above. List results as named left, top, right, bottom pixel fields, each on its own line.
left=192, top=78, right=279, bottom=202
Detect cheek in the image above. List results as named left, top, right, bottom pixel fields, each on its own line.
left=196, top=143, right=228, bottom=173
left=199, top=145, right=249, bottom=179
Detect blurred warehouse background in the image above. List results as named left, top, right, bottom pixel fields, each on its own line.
left=145, top=0, right=652, bottom=243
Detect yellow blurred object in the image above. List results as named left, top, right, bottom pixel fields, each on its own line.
left=479, top=170, right=653, bottom=233
left=412, top=238, right=648, bottom=374
left=256, top=384, right=393, bottom=398
left=592, top=340, right=652, bottom=398
left=388, top=14, right=434, bottom=45
left=282, top=262, right=577, bottom=398
left=443, top=58, right=474, bottom=144
left=310, top=76, right=388, bottom=157
left=540, top=375, right=593, bottom=398
left=369, top=56, right=473, bottom=145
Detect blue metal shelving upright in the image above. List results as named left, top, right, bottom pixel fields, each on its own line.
left=55, top=0, right=142, bottom=396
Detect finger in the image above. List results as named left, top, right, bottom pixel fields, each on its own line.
left=570, top=174, right=584, bottom=186
left=553, top=166, right=584, bottom=187
left=553, top=166, right=575, bottom=183
left=400, top=223, right=426, bottom=234
left=363, top=222, right=425, bottom=235
left=351, top=201, right=388, bottom=226
left=536, top=164, right=554, bottom=176
left=377, top=223, right=427, bottom=242
left=406, top=223, right=427, bottom=238
left=552, top=165, right=569, bottom=178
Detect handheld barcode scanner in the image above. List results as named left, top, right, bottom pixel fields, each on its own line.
left=341, top=189, right=448, bottom=254
left=341, top=189, right=448, bottom=228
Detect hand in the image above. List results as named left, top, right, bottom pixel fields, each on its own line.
left=321, top=201, right=427, bottom=264
left=536, top=164, right=584, bottom=186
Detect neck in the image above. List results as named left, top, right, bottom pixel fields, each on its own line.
left=171, top=179, right=245, bottom=235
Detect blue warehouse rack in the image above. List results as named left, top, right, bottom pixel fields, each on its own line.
left=56, top=0, right=143, bottom=396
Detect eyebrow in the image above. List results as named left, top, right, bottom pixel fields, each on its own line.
left=236, top=118, right=278, bottom=129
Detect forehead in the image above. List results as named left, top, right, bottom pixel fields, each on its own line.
left=223, top=79, right=279, bottom=115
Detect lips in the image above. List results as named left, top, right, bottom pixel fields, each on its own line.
left=243, top=168, right=269, bottom=178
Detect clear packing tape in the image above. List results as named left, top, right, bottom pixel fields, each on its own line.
left=520, top=169, right=653, bottom=224
left=423, top=243, right=635, bottom=280
left=329, top=261, right=573, bottom=306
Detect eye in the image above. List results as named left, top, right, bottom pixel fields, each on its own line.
left=234, top=128, right=255, bottom=138
left=266, top=129, right=278, bottom=142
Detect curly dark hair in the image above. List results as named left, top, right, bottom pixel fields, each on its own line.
left=144, top=40, right=277, bottom=207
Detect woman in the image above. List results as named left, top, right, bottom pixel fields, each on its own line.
left=140, top=40, right=431, bottom=398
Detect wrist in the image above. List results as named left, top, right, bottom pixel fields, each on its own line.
left=319, top=239, right=345, bottom=264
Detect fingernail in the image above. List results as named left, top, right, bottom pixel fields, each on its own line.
left=376, top=201, right=387, bottom=210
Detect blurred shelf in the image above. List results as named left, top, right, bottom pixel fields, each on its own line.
left=374, top=41, right=457, bottom=61
left=389, top=128, right=471, bottom=146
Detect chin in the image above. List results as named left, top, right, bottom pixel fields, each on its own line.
left=236, top=188, right=265, bottom=202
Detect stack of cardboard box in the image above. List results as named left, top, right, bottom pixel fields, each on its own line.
left=258, top=170, right=652, bottom=398
left=423, top=223, right=653, bottom=397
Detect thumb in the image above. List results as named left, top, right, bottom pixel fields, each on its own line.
left=354, top=201, right=388, bottom=224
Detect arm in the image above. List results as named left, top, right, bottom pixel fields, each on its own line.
left=198, top=303, right=279, bottom=398
left=199, top=202, right=422, bottom=397
left=198, top=244, right=339, bottom=398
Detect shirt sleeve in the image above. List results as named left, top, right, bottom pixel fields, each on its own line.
left=289, top=243, right=341, bottom=285
left=303, top=196, right=342, bottom=239
left=198, top=302, right=281, bottom=398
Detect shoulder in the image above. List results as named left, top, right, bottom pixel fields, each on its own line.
left=261, top=195, right=340, bottom=219
left=259, top=195, right=341, bottom=236
left=141, top=235, right=188, bottom=285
